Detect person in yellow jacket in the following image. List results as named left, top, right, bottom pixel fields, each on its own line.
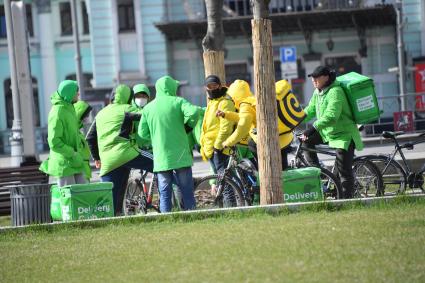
left=199, top=75, right=237, bottom=207
left=217, top=79, right=305, bottom=170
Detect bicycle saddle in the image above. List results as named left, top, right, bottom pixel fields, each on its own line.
left=382, top=131, right=404, bottom=139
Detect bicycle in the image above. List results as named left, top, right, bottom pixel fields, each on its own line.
left=358, top=131, right=425, bottom=195
left=193, top=146, right=259, bottom=210
left=123, top=170, right=183, bottom=215
left=290, top=134, right=384, bottom=199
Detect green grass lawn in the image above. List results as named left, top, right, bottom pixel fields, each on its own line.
left=1, top=199, right=425, bottom=282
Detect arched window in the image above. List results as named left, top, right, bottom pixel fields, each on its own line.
left=4, top=78, right=40, bottom=128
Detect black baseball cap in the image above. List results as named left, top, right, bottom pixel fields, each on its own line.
left=205, top=75, right=221, bottom=85
left=308, top=66, right=332, bottom=78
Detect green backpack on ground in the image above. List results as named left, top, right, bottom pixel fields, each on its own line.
left=337, top=72, right=381, bottom=124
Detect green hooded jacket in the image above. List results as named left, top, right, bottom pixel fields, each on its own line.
left=130, top=84, right=152, bottom=149
left=138, top=76, right=199, bottom=172
left=304, top=80, right=364, bottom=151
left=74, top=100, right=92, bottom=180
left=94, top=85, right=140, bottom=176
left=39, top=80, right=84, bottom=177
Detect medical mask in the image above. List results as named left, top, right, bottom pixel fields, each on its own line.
left=135, top=98, right=148, bottom=107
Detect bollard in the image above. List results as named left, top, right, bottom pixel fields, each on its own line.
left=9, top=184, right=52, bottom=226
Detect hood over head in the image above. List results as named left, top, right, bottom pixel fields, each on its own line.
left=275, top=80, right=292, bottom=100
left=155, top=76, right=179, bottom=97
left=57, top=80, right=78, bottom=103
left=133, top=84, right=151, bottom=97
left=227, top=80, right=253, bottom=109
left=111, top=84, right=132, bottom=104
left=74, top=101, right=92, bottom=122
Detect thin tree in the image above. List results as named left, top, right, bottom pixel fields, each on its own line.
left=202, top=0, right=225, bottom=83
left=251, top=0, right=283, bottom=204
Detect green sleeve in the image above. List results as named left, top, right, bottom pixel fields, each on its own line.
left=47, top=112, right=75, bottom=158
left=138, top=113, right=151, bottom=142
left=313, top=89, right=343, bottom=130
left=180, top=98, right=199, bottom=129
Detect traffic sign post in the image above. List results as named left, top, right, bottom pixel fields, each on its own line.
left=280, top=46, right=298, bottom=80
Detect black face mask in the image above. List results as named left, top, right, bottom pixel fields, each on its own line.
left=207, top=88, right=223, bottom=99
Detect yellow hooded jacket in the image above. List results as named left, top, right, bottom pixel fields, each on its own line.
left=222, top=80, right=296, bottom=149
left=200, top=90, right=236, bottom=160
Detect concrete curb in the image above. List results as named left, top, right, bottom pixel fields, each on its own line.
left=1, top=194, right=424, bottom=233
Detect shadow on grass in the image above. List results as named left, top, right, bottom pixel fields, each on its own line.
left=1, top=195, right=424, bottom=235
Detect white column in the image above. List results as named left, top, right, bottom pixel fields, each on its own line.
left=36, top=0, right=57, bottom=117
left=134, top=0, right=146, bottom=79
left=303, top=60, right=321, bottom=104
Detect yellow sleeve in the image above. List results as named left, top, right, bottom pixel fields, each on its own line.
left=223, top=111, right=240, bottom=123
left=223, top=104, right=254, bottom=147
left=214, top=100, right=236, bottom=150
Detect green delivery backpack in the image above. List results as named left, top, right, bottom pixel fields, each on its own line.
left=337, top=72, right=381, bottom=124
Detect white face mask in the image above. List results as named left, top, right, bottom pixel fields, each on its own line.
left=135, top=98, right=148, bottom=108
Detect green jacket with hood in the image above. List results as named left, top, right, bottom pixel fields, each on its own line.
left=304, top=80, right=364, bottom=151
left=39, top=80, right=84, bottom=177
left=88, top=85, right=141, bottom=176
left=130, top=87, right=151, bottom=149
left=138, top=76, right=199, bottom=172
left=74, top=100, right=92, bottom=180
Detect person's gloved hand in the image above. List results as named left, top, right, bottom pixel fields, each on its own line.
left=303, top=127, right=317, bottom=137
left=300, top=127, right=317, bottom=142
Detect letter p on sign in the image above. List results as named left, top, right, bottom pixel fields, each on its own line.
left=280, top=46, right=297, bottom=63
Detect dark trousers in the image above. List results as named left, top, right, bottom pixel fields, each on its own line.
left=248, top=139, right=290, bottom=171
left=210, top=150, right=236, bottom=207
left=101, top=153, right=154, bottom=215
left=302, top=130, right=355, bottom=199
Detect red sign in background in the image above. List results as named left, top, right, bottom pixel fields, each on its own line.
left=415, top=63, right=425, bottom=111
left=394, top=111, right=414, bottom=132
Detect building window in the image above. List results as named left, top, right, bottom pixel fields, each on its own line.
left=81, top=1, right=89, bottom=34
left=60, top=2, right=73, bottom=36
left=117, top=0, right=135, bottom=33
left=225, top=63, right=250, bottom=85
left=324, top=56, right=361, bottom=75
left=4, top=78, right=40, bottom=128
left=0, top=5, right=34, bottom=38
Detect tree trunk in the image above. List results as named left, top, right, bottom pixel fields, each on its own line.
left=251, top=0, right=283, bottom=204
left=202, top=0, right=225, bottom=83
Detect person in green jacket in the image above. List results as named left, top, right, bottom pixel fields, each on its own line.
left=130, top=84, right=151, bottom=149
left=138, top=75, right=199, bottom=212
left=39, top=80, right=86, bottom=186
left=301, top=66, right=364, bottom=199
left=86, top=84, right=153, bottom=215
left=73, top=100, right=93, bottom=181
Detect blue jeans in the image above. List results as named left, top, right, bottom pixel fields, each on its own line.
left=101, top=153, right=154, bottom=215
left=157, top=167, right=195, bottom=213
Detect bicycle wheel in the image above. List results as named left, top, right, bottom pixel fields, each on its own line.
left=123, top=176, right=147, bottom=215
left=360, top=155, right=407, bottom=195
left=319, top=167, right=343, bottom=200
left=352, top=159, right=384, bottom=197
left=193, top=174, right=245, bottom=210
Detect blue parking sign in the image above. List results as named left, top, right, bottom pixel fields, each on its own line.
left=280, top=46, right=297, bottom=63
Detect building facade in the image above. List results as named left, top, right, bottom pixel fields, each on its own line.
left=0, top=0, right=424, bottom=154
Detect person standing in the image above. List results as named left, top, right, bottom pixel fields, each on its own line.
left=301, top=66, right=364, bottom=199
left=199, top=75, right=236, bottom=207
left=138, top=75, right=199, bottom=212
left=86, top=84, right=153, bottom=215
left=39, top=80, right=86, bottom=186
